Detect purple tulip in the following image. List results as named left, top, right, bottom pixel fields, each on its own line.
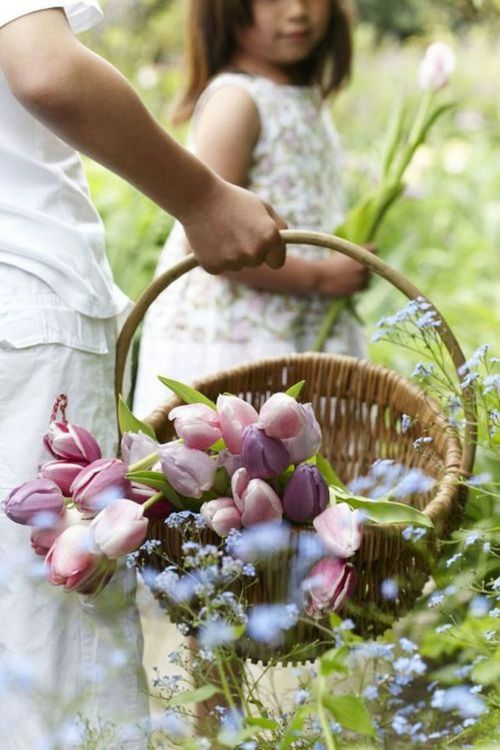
left=313, top=503, right=363, bottom=559
left=258, top=393, right=305, bottom=439
left=201, top=497, right=242, bottom=537
left=282, top=403, right=322, bottom=464
left=128, top=483, right=174, bottom=521
left=71, top=458, right=131, bottom=519
left=120, top=432, right=158, bottom=466
left=2, top=479, right=65, bottom=526
left=88, top=499, right=149, bottom=559
left=216, top=449, right=244, bottom=478
left=241, top=425, right=290, bottom=479
left=231, top=468, right=283, bottom=527
left=169, top=404, right=222, bottom=451
left=39, top=460, right=85, bottom=496
left=216, top=395, right=258, bottom=454
left=45, top=421, right=101, bottom=464
left=158, top=443, right=216, bottom=498
left=283, top=463, right=329, bottom=523
left=302, top=557, right=356, bottom=617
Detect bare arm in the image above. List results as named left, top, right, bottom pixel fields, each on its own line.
left=0, top=9, right=285, bottom=274
left=192, top=84, right=369, bottom=296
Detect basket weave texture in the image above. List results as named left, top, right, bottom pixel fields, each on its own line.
left=116, top=231, right=475, bottom=664
left=144, top=353, right=465, bottom=662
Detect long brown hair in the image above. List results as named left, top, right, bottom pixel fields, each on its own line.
left=172, top=0, right=354, bottom=124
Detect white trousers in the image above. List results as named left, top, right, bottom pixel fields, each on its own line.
left=0, top=266, right=149, bottom=749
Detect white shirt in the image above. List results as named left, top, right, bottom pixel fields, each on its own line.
left=0, top=0, right=128, bottom=318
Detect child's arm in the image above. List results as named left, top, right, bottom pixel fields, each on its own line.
left=0, top=9, right=285, bottom=275
left=192, top=84, right=369, bottom=296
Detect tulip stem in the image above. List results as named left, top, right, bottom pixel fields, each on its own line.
left=129, top=451, right=159, bottom=473
left=142, top=491, right=164, bottom=510
left=317, top=673, right=338, bottom=750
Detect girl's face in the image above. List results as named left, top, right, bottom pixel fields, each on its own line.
left=234, top=0, right=332, bottom=82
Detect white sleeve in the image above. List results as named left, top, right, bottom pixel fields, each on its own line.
left=0, top=1, right=102, bottom=34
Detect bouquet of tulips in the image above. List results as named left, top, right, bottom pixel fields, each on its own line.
left=314, top=41, right=457, bottom=351
left=3, top=382, right=432, bottom=618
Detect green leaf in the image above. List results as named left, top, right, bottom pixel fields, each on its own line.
left=334, top=182, right=404, bottom=245
left=320, top=646, right=349, bottom=676
left=126, top=470, right=182, bottom=507
left=247, top=716, right=280, bottom=731
left=118, top=395, right=156, bottom=439
left=286, top=380, right=306, bottom=399
left=167, top=683, right=220, bottom=707
left=331, top=490, right=434, bottom=528
left=158, top=376, right=217, bottom=409
left=316, top=453, right=347, bottom=490
left=279, top=704, right=314, bottom=750
left=322, top=694, right=376, bottom=737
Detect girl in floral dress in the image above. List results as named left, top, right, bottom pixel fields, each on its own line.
left=134, top=0, right=368, bottom=417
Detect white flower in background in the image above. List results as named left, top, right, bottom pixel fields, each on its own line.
left=419, top=42, right=456, bottom=91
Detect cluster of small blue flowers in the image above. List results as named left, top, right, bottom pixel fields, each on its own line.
left=372, top=297, right=442, bottom=344
left=348, top=458, right=435, bottom=501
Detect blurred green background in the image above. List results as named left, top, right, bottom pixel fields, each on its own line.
left=83, top=0, right=500, bottom=371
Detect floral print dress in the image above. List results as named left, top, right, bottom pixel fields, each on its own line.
left=133, top=73, right=366, bottom=418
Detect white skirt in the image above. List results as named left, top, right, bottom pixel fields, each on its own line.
left=0, top=265, right=149, bottom=749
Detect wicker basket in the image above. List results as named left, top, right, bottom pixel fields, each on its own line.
left=115, top=231, right=476, bottom=663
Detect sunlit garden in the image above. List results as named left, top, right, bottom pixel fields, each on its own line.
left=2, top=1, right=499, bottom=748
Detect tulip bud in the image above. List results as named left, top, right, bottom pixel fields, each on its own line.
left=418, top=42, right=455, bottom=92
left=45, top=421, right=101, bottom=464
left=2, top=479, right=65, bottom=526
left=258, top=393, right=305, bottom=439
left=31, top=510, right=69, bottom=556
left=201, top=497, right=242, bottom=537
left=120, top=432, right=158, bottom=466
left=303, top=557, right=356, bottom=617
left=241, top=425, right=290, bottom=479
left=158, top=443, right=216, bottom=498
left=216, top=395, right=258, bottom=454
left=283, top=464, right=329, bottom=523
left=71, top=458, right=131, bottom=519
left=128, top=483, right=174, bottom=521
left=283, top=404, right=322, bottom=464
left=313, top=503, right=363, bottom=559
left=39, top=460, right=84, bottom=496
left=231, top=468, right=283, bottom=527
left=216, top=449, right=244, bottom=478
left=169, top=403, right=222, bottom=450
left=88, top=499, right=148, bottom=559
left=46, top=525, right=116, bottom=595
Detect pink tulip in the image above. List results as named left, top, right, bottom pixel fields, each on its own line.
left=169, top=403, right=222, bottom=450
left=158, top=443, right=216, bottom=498
left=128, top=483, right=174, bottom=521
left=303, top=557, right=356, bottom=617
left=45, top=421, right=101, bottom=464
left=71, top=458, right=131, bottom=519
left=313, top=503, right=363, bottom=559
left=419, top=42, right=455, bottom=92
left=201, top=497, right=242, bottom=537
left=283, top=403, right=322, bottom=463
left=46, top=525, right=116, bottom=595
left=88, top=499, right=148, bottom=559
left=120, top=431, right=158, bottom=466
left=231, top=468, right=283, bottom=527
left=39, top=460, right=85, bottom=496
left=216, top=395, right=258, bottom=454
left=31, top=511, right=69, bottom=556
left=2, top=479, right=65, bottom=526
left=258, top=393, right=305, bottom=439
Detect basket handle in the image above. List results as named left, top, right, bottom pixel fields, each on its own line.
left=115, top=230, right=476, bottom=477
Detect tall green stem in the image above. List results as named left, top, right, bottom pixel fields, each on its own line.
left=129, top=451, right=158, bottom=473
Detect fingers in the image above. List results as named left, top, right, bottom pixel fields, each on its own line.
left=263, top=204, right=287, bottom=270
